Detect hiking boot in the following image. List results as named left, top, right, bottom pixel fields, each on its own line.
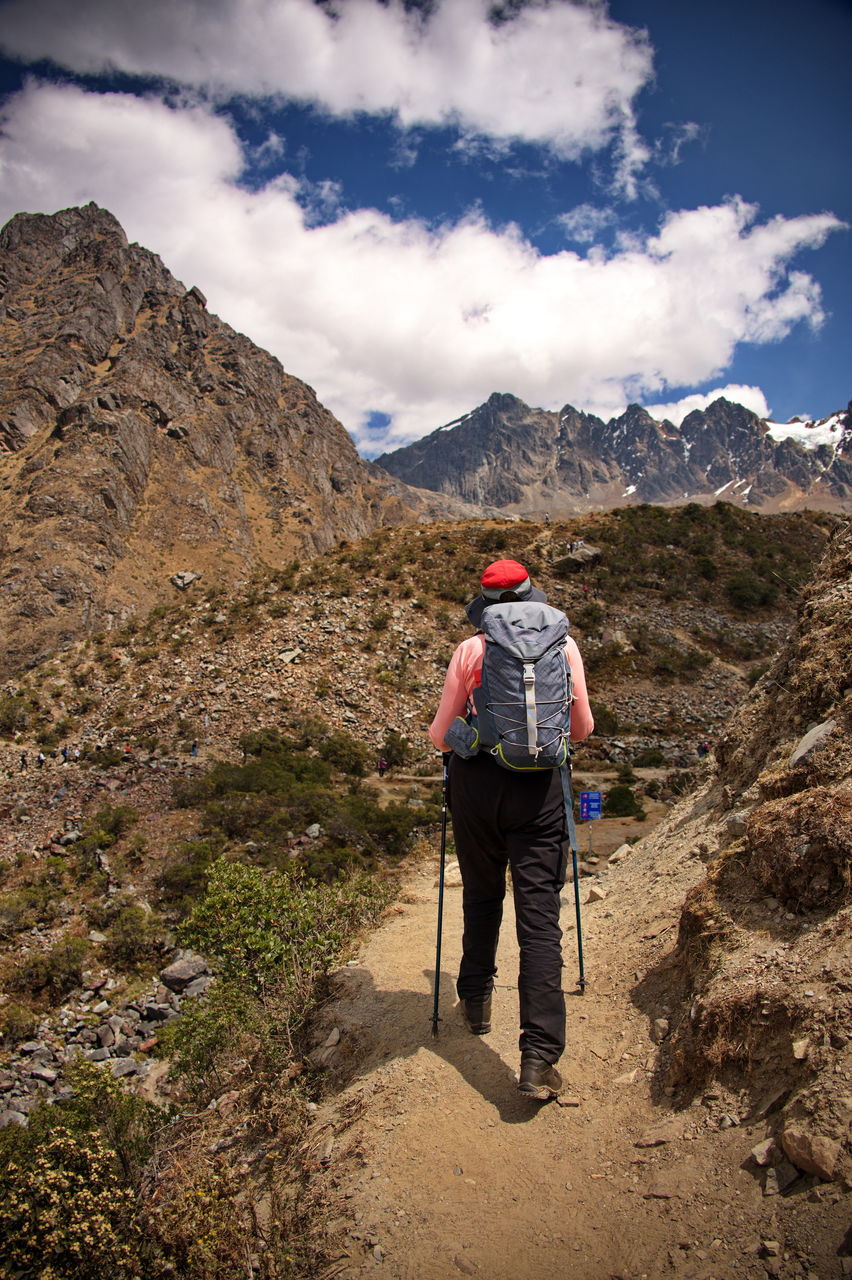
left=462, top=994, right=492, bottom=1035
left=518, top=1052, right=562, bottom=1098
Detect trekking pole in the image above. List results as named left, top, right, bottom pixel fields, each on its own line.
left=562, top=762, right=587, bottom=992
left=571, top=845, right=587, bottom=993
left=430, top=753, right=450, bottom=1037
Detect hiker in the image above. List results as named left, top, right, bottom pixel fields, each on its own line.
left=429, top=559, right=594, bottom=1099
left=19, top=751, right=27, bottom=772
left=191, top=741, right=198, bottom=757
left=61, top=745, right=69, bottom=764
left=36, top=750, right=46, bottom=768
left=377, top=756, right=388, bottom=777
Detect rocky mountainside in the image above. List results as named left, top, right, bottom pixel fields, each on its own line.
left=0, top=203, right=475, bottom=680
left=376, top=391, right=852, bottom=515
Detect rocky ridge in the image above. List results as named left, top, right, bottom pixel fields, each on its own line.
left=376, top=391, right=852, bottom=516
left=0, top=203, right=478, bottom=680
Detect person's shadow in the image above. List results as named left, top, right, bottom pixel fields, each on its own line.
left=318, top=964, right=575, bottom=1124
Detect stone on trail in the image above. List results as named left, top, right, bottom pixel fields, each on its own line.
left=635, top=1117, right=682, bottom=1147
left=780, top=1126, right=840, bottom=1180
left=438, top=860, right=463, bottom=888
left=751, top=1137, right=775, bottom=1166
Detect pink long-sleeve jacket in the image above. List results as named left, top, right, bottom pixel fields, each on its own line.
left=429, top=632, right=594, bottom=753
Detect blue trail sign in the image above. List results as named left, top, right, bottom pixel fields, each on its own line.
left=579, top=790, right=603, bottom=820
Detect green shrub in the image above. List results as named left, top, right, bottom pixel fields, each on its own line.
left=368, top=607, right=391, bottom=631
left=589, top=701, right=619, bottom=735
left=10, top=936, right=88, bottom=999
left=104, top=906, right=164, bottom=968
left=164, top=860, right=391, bottom=1087
left=603, top=784, right=646, bottom=820
left=0, top=881, right=61, bottom=938
left=0, top=695, right=30, bottom=736
left=633, top=748, right=665, bottom=768
left=156, top=979, right=270, bottom=1092
left=476, top=528, right=508, bottom=552
left=0, top=1061, right=158, bottom=1278
left=381, top=729, right=410, bottom=767
left=180, top=859, right=386, bottom=996
left=726, top=571, right=778, bottom=610
left=573, top=602, right=605, bottom=629
left=72, top=804, right=139, bottom=876
left=0, top=1001, right=38, bottom=1045
left=694, top=555, right=718, bottom=580
left=319, top=730, right=370, bottom=776
left=157, top=838, right=223, bottom=914
left=0, top=1126, right=139, bottom=1278
left=178, top=728, right=432, bottom=878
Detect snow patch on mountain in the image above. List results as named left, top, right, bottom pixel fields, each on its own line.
left=766, top=414, right=846, bottom=451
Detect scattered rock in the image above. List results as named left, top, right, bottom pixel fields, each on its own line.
left=780, top=1126, right=840, bottom=1181
left=159, top=952, right=209, bottom=992
left=635, top=1117, right=682, bottom=1147
left=439, top=861, right=464, bottom=888
left=751, top=1138, right=775, bottom=1167
left=453, top=1257, right=477, bottom=1275
left=789, top=719, right=836, bottom=764
left=651, top=1017, right=670, bottom=1043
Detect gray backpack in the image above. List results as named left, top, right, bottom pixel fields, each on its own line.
left=446, top=600, right=573, bottom=771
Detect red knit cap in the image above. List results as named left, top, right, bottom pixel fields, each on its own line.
left=480, top=559, right=531, bottom=597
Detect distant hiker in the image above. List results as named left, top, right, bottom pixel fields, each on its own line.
left=191, top=741, right=199, bottom=757
left=36, top=750, right=46, bottom=768
left=61, top=745, right=69, bottom=764
left=19, top=751, right=27, bottom=772
left=377, top=756, right=388, bottom=777
left=72, top=744, right=80, bottom=763
left=429, top=559, right=594, bottom=1099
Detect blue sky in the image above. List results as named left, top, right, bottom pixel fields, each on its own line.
left=0, top=0, right=848, bottom=456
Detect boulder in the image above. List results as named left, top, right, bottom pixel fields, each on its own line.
left=780, top=1126, right=840, bottom=1180
left=159, top=952, right=209, bottom=992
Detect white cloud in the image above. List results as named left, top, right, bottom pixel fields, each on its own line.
left=0, top=0, right=653, bottom=186
left=643, top=385, right=771, bottom=427
left=557, top=203, right=618, bottom=244
left=0, top=83, right=844, bottom=452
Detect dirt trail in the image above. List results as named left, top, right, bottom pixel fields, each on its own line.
left=301, top=791, right=847, bottom=1280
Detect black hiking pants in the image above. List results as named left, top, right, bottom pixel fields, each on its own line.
left=447, top=752, right=568, bottom=1064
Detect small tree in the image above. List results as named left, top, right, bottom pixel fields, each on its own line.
left=381, top=730, right=410, bottom=768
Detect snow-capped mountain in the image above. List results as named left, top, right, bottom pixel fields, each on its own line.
left=376, top=393, right=851, bottom=514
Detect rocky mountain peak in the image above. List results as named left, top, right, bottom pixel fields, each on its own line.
left=378, top=391, right=852, bottom=515
left=0, top=203, right=472, bottom=678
